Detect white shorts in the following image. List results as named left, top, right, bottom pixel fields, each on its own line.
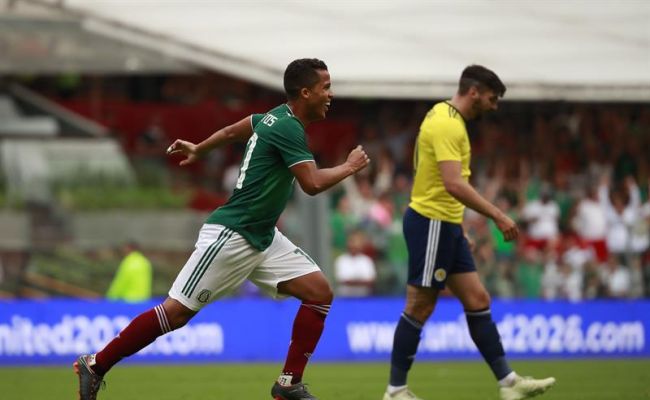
left=169, top=224, right=322, bottom=311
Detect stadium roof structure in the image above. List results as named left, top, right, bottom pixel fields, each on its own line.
left=0, top=0, right=194, bottom=74
left=10, top=0, right=650, bottom=101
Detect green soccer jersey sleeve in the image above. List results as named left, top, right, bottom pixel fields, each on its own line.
left=267, top=118, right=314, bottom=168
left=251, top=113, right=264, bottom=129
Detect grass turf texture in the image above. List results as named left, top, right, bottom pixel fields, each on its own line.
left=1, top=359, right=648, bottom=399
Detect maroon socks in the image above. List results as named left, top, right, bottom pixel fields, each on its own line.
left=92, top=304, right=172, bottom=376
left=278, top=303, right=331, bottom=385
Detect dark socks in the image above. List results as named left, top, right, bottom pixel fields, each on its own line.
left=466, top=308, right=512, bottom=380
left=389, top=313, right=423, bottom=386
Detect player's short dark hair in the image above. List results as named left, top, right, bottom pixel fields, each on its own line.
left=283, top=58, right=328, bottom=100
left=458, top=65, right=506, bottom=97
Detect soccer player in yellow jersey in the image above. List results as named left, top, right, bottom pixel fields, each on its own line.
left=383, top=66, right=555, bottom=400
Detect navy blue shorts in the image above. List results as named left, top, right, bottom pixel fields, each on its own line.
left=403, top=207, right=476, bottom=288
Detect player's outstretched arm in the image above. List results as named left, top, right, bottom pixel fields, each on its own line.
left=166, top=116, right=254, bottom=166
left=291, top=145, right=370, bottom=196
left=439, top=160, right=519, bottom=241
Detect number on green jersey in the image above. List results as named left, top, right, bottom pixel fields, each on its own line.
left=236, top=133, right=258, bottom=189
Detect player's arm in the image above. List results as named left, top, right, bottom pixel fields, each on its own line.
left=166, top=115, right=255, bottom=166
left=291, top=145, right=370, bottom=196
left=439, top=160, right=519, bottom=241
left=461, top=222, right=476, bottom=251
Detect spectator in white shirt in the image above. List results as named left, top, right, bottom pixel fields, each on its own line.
left=627, top=178, right=649, bottom=263
left=521, top=186, right=560, bottom=251
left=541, top=250, right=583, bottom=301
left=334, top=230, right=377, bottom=297
left=572, top=184, right=608, bottom=263
left=601, top=255, right=631, bottom=299
left=541, top=252, right=562, bottom=300
left=599, top=176, right=643, bottom=262
left=639, top=190, right=650, bottom=297
left=558, top=262, right=584, bottom=302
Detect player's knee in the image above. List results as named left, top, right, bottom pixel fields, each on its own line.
left=311, top=285, right=334, bottom=304
left=322, top=286, right=334, bottom=304
left=465, top=290, right=491, bottom=310
left=404, top=297, right=435, bottom=322
left=302, top=282, right=333, bottom=304
left=408, top=302, right=435, bottom=322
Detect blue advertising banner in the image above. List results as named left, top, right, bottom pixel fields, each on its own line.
left=0, top=298, right=648, bottom=365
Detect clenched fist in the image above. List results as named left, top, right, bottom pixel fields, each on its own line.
left=346, top=145, right=370, bottom=173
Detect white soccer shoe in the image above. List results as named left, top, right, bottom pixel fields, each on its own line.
left=382, top=387, right=424, bottom=400
left=499, top=375, right=556, bottom=400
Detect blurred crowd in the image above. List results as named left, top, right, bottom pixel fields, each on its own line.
left=326, top=102, right=650, bottom=300
left=23, top=75, right=650, bottom=300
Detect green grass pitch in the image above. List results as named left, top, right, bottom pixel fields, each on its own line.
left=1, top=359, right=649, bottom=399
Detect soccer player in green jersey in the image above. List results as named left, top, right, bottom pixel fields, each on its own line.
left=382, top=66, right=555, bottom=400
left=74, top=58, right=370, bottom=400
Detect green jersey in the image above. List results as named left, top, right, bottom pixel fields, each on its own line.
left=206, top=104, right=314, bottom=250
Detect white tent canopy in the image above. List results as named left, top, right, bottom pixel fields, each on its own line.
left=22, top=0, right=650, bottom=100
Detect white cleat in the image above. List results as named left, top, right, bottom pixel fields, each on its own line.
left=382, top=387, right=424, bottom=400
left=500, top=375, right=556, bottom=400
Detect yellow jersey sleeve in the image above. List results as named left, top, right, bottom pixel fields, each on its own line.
left=431, top=118, right=465, bottom=162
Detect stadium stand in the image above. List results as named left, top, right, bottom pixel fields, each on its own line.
left=0, top=0, right=648, bottom=300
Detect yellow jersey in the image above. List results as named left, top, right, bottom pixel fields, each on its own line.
left=409, top=102, right=470, bottom=224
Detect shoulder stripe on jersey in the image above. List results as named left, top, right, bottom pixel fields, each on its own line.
left=181, top=228, right=230, bottom=296
left=287, top=159, right=315, bottom=169
left=445, top=102, right=465, bottom=122
left=448, top=105, right=458, bottom=119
